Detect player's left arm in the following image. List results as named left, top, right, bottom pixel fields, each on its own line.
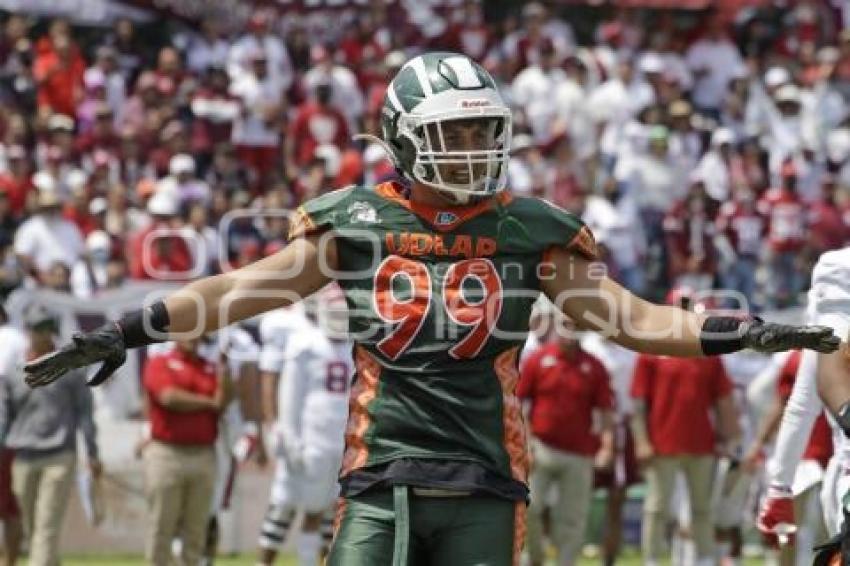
left=541, top=249, right=839, bottom=357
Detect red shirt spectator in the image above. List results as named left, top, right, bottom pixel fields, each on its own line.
left=0, top=147, right=33, bottom=216
left=663, top=192, right=718, bottom=281
left=716, top=195, right=767, bottom=258
left=518, top=342, right=614, bottom=455
left=807, top=176, right=849, bottom=254
left=776, top=351, right=833, bottom=470
left=143, top=346, right=219, bottom=445
left=757, top=170, right=807, bottom=253
left=127, top=192, right=192, bottom=280
left=288, top=96, right=350, bottom=168
left=32, top=35, right=86, bottom=117
left=631, top=355, right=733, bottom=455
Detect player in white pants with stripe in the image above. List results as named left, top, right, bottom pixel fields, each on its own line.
left=257, top=287, right=352, bottom=566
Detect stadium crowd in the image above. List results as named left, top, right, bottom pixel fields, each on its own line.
left=0, top=0, right=849, bottom=564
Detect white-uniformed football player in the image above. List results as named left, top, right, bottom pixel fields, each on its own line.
left=257, top=285, right=352, bottom=566
left=757, top=247, right=850, bottom=563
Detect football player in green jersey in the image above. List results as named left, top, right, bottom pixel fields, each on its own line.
left=24, top=52, right=839, bottom=566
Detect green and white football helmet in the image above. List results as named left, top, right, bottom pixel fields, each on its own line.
left=379, top=51, right=511, bottom=203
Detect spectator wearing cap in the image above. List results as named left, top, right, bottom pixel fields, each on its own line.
left=303, top=45, right=366, bottom=134
left=190, top=66, right=239, bottom=167
left=140, top=335, right=233, bottom=566
left=511, top=42, right=567, bottom=143
left=631, top=290, right=739, bottom=566
left=758, top=160, right=807, bottom=308
left=0, top=145, right=33, bottom=216
left=186, top=18, right=230, bottom=76
left=38, top=113, right=77, bottom=168
left=14, top=187, right=83, bottom=281
left=127, top=190, right=192, bottom=281
left=715, top=186, right=767, bottom=310
left=286, top=81, right=349, bottom=176
left=229, top=48, right=286, bottom=189
left=158, top=154, right=211, bottom=207
left=61, top=169, right=96, bottom=235
left=663, top=176, right=719, bottom=293
left=228, top=10, right=293, bottom=91
left=667, top=100, right=701, bottom=174
left=0, top=303, right=100, bottom=566
left=32, top=32, right=86, bottom=118
left=684, top=17, right=743, bottom=118
left=764, top=83, right=811, bottom=178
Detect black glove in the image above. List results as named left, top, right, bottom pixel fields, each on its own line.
left=741, top=319, right=840, bottom=354
left=24, top=323, right=127, bottom=388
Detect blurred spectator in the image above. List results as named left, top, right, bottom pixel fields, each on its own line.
left=224, top=191, right=264, bottom=269
left=41, top=260, right=71, bottom=293
left=181, top=202, right=219, bottom=276
left=140, top=336, right=233, bottom=566
left=805, top=173, right=849, bottom=258
left=13, top=189, right=83, bottom=281
left=631, top=290, right=739, bottom=566
left=519, top=315, right=614, bottom=566
left=0, top=303, right=100, bottom=566
left=303, top=45, right=365, bottom=133
left=685, top=17, right=744, bottom=118
left=158, top=154, right=211, bottom=207
left=511, top=42, right=566, bottom=143
left=758, top=161, right=807, bottom=307
left=694, top=127, right=736, bottom=202
left=228, top=10, right=293, bottom=92
left=33, top=31, right=86, bottom=118
left=0, top=145, right=33, bottom=216
left=190, top=66, right=239, bottom=169
left=89, top=46, right=126, bottom=116
left=663, top=177, right=719, bottom=293
left=70, top=229, right=111, bottom=298
left=102, top=18, right=147, bottom=79
left=286, top=81, right=348, bottom=175
left=127, top=190, right=191, bottom=280
left=229, top=49, right=286, bottom=190
left=715, top=187, right=766, bottom=310
left=186, top=19, right=230, bottom=76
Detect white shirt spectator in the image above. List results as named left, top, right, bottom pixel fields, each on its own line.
left=695, top=150, right=732, bottom=202
left=589, top=75, right=654, bottom=157
left=228, top=33, right=293, bottom=91
left=14, top=213, right=85, bottom=274
left=553, top=78, right=594, bottom=160
left=187, top=35, right=230, bottom=75
left=582, top=192, right=646, bottom=271
left=511, top=65, right=567, bottom=143
left=229, top=73, right=286, bottom=147
left=685, top=34, right=744, bottom=110
left=616, top=150, right=684, bottom=211
left=303, top=64, right=365, bottom=133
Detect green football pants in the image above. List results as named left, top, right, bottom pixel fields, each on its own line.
left=327, top=486, right=526, bottom=566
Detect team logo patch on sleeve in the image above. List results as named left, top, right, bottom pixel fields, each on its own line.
left=434, top=211, right=459, bottom=226
left=348, top=201, right=380, bottom=224
left=287, top=207, right=316, bottom=240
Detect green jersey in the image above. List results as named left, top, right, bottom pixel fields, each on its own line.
left=289, top=182, right=596, bottom=500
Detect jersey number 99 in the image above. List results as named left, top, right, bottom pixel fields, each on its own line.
left=373, top=255, right=503, bottom=360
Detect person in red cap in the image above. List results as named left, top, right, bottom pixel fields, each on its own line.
left=631, top=289, right=740, bottom=566
left=758, top=159, right=807, bottom=308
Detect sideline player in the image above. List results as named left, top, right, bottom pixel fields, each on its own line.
left=257, top=285, right=352, bottom=566
left=23, top=52, right=839, bottom=566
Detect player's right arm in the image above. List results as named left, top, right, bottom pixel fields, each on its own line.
left=24, top=232, right=335, bottom=388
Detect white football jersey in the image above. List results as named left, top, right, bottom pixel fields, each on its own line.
left=277, top=322, right=353, bottom=453
left=258, top=304, right=309, bottom=374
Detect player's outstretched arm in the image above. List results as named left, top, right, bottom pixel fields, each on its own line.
left=541, top=248, right=839, bottom=357
left=24, top=234, right=334, bottom=388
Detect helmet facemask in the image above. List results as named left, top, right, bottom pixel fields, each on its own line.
left=403, top=112, right=511, bottom=204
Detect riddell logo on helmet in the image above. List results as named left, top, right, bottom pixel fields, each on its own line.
left=459, top=99, right=490, bottom=109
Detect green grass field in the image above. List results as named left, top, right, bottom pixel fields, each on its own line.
left=52, top=553, right=767, bottom=565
